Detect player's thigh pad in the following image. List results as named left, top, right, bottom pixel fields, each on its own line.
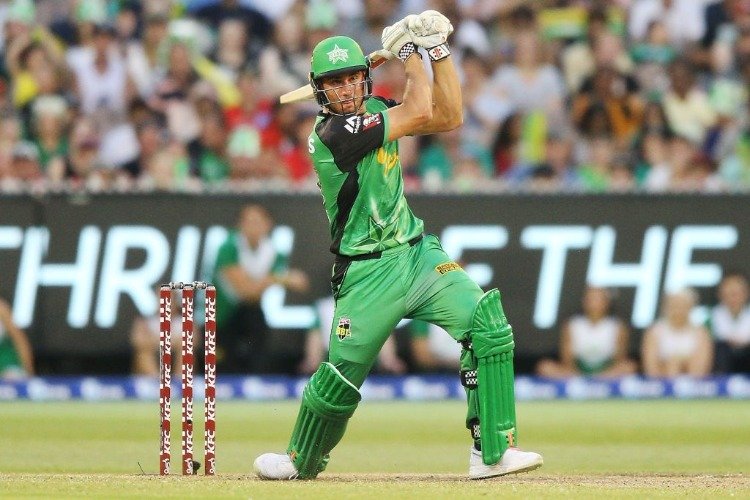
left=287, top=362, right=361, bottom=478
left=468, top=289, right=517, bottom=465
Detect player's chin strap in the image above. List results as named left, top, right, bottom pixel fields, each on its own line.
left=460, top=289, right=517, bottom=465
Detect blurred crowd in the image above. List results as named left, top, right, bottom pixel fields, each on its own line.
left=2, top=0, right=750, bottom=193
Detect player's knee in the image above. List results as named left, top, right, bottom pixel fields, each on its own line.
left=470, top=289, right=514, bottom=357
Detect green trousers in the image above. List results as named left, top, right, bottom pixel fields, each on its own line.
left=328, top=233, right=483, bottom=387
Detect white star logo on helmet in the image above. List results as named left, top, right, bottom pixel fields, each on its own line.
left=327, top=44, right=349, bottom=64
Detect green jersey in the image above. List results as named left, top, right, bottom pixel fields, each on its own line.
left=309, top=96, right=424, bottom=256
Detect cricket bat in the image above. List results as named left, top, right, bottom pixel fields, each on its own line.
left=279, top=50, right=392, bottom=104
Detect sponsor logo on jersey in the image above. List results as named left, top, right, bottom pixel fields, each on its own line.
left=376, top=147, right=399, bottom=175
left=436, top=262, right=462, bottom=275
left=362, top=114, right=381, bottom=130
left=327, top=44, right=348, bottom=64
left=344, top=116, right=361, bottom=133
left=336, top=317, right=352, bottom=340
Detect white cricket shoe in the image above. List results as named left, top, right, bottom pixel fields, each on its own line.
left=253, top=452, right=299, bottom=480
left=469, top=446, right=543, bottom=480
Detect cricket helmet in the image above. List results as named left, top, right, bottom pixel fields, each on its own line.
left=309, top=36, right=372, bottom=111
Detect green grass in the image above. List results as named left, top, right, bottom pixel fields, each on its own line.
left=1, top=400, right=748, bottom=498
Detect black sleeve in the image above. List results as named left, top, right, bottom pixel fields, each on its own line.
left=316, top=112, right=387, bottom=172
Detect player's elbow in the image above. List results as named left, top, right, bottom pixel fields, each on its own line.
left=446, top=112, right=463, bottom=130
left=413, top=100, right=433, bottom=124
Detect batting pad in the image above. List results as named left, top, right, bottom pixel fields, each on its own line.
left=471, top=289, right=517, bottom=466
left=287, top=362, right=361, bottom=479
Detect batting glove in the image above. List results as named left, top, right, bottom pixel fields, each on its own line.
left=382, top=16, right=420, bottom=62
left=407, top=10, right=454, bottom=61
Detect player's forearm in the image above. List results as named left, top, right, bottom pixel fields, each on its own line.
left=401, top=55, right=433, bottom=121
left=430, top=57, right=462, bottom=129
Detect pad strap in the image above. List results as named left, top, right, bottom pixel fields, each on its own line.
left=460, top=369, right=478, bottom=389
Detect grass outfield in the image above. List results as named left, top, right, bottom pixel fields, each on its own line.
left=1, top=400, right=748, bottom=498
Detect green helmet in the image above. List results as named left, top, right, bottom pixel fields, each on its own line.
left=309, top=36, right=372, bottom=110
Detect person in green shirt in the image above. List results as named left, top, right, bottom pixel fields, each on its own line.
left=0, top=295, right=34, bottom=380
left=211, top=204, right=308, bottom=372
left=254, top=11, right=541, bottom=481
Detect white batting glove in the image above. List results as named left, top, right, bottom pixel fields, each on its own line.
left=382, top=16, right=419, bottom=61
left=407, top=10, right=454, bottom=48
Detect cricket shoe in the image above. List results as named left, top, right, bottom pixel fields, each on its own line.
left=469, top=446, right=543, bottom=480
left=253, top=452, right=299, bottom=480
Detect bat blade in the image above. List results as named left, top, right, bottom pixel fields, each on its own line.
left=279, top=51, right=391, bottom=104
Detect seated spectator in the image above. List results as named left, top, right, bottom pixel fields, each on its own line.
left=7, top=140, right=43, bottom=188
left=298, top=296, right=406, bottom=376
left=627, top=0, right=706, bottom=48
left=211, top=204, right=309, bottom=373
left=0, top=294, right=35, bottom=379
left=663, top=58, right=718, bottom=146
left=641, top=288, right=713, bottom=377
left=29, top=95, right=69, bottom=173
left=187, top=110, right=230, bottom=184
left=708, top=271, right=750, bottom=374
left=69, top=22, right=132, bottom=118
left=630, top=20, right=677, bottom=97
left=478, top=30, right=567, bottom=132
left=537, top=285, right=637, bottom=379
left=571, top=65, right=644, bottom=147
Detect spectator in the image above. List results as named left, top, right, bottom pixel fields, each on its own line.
left=298, top=296, right=406, bottom=375
left=338, top=0, right=401, bottom=55
left=213, top=19, right=250, bottom=80
left=121, top=117, right=165, bottom=179
left=571, top=65, right=644, bottom=148
left=69, top=22, right=133, bottom=118
left=125, top=11, right=170, bottom=99
left=187, top=110, right=230, bottom=184
left=280, top=107, right=317, bottom=185
left=0, top=294, right=34, bottom=379
left=191, top=0, right=273, bottom=62
left=708, top=271, right=750, bottom=374
left=8, top=140, right=43, bottom=187
left=641, top=288, right=714, bottom=377
left=630, top=20, right=677, bottom=97
left=257, top=8, right=309, bottom=97
left=662, top=58, right=718, bottom=146
left=29, top=94, right=69, bottom=173
left=478, top=30, right=567, bottom=132
left=628, top=0, right=705, bottom=48
left=49, top=116, right=104, bottom=189
left=577, top=136, right=619, bottom=192
left=211, top=204, right=309, bottom=373
left=536, top=285, right=637, bottom=379
left=418, top=128, right=492, bottom=190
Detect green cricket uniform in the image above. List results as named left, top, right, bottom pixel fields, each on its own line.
left=283, top=36, right=521, bottom=478
left=309, top=96, right=482, bottom=386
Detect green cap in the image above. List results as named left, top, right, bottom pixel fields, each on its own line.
left=310, top=36, right=368, bottom=81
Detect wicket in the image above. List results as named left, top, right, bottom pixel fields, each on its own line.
left=159, top=281, right=217, bottom=476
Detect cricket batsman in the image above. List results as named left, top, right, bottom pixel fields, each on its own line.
left=254, top=10, right=543, bottom=480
